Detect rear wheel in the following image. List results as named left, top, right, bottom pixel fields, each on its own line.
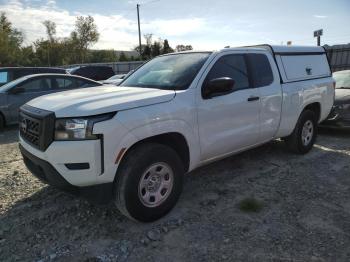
left=114, top=143, right=184, bottom=222
left=285, top=110, right=317, bottom=154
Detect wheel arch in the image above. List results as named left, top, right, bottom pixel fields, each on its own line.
left=302, top=102, right=321, bottom=122
left=118, top=132, right=191, bottom=173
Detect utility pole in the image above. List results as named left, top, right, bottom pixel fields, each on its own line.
left=137, top=4, right=142, bottom=59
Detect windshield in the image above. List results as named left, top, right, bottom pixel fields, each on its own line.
left=334, top=71, right=350, bottom=89
left=120, top=52, right=211, bottom=90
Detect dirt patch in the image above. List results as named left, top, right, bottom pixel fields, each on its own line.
left=0, top=127, right=350, bottom=262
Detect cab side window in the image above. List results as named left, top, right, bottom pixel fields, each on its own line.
left=205, top=54, right=250, bottom=91
left=248, top=54, right=274, bottom=87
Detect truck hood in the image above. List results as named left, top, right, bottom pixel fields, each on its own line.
left=335, top=88, right=350, bottom=105
left=27, top=85, right=176, bottom=117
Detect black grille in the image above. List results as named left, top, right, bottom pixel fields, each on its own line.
left=19, top=105, right=55, bottom=151
left=20, top=114, right=41, bottom=146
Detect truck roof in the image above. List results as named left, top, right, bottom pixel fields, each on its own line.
left=219, top=45, right=325, bottom=54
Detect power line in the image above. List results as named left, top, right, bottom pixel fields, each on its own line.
left=98, top=8, right=134, bottom=34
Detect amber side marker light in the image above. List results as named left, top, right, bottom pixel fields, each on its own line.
left=115, top=148, right=127, bottom=164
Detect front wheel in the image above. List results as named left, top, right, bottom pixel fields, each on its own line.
left=284, top=110, right=318, bottom=154
left=114, top=143, right=184, bottom=222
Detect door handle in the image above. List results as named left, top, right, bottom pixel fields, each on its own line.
left=247, top=96, right=260, bottom=102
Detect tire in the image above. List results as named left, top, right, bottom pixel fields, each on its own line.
left=114, top=143, right=184, bottom=222
left=284, top=110, right=318, bottom=154
left=0, top=114, right=4, bottom=132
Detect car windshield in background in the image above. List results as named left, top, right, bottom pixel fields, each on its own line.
left=334, top=71, right=350, bottom=89
left=0, top=76, right=27, bottom=92
left=108, top=74, right=126, bottom=80
left=120, top=52, right=211, bottom=90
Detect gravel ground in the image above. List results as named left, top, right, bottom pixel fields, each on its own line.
left=0, top=127, right=349, bottom=262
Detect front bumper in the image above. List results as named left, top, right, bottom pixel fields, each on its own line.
left=20, top=144, right=113, bottom=203
left=20, top=137, right=102, bottom=186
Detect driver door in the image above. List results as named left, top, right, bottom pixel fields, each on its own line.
left=7, top=77, right=52, bottom=123
left=197, top=52, right=261, bottom=161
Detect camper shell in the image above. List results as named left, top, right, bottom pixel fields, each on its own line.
left=246, top=45, right=332, bottom=83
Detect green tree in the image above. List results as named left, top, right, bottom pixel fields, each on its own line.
left=141, top=33, right=153, bottom=60
left=175, top=44, right=193, bottom=52
left=0, top=12, right=24, bottom=66
left=42, top=20, right=56, bottom=43
left=41, top=20, right=57, bottom=66
left=71, top=16, right=99, bottom=63
left=162, top=39, right=173, bottom=54
left=20, top=46, right=38, bottom=66
left=119, top=51, right=128, bottom=62
left=151, top=40, right=161, bottom=57
left=135, top=34, right=175, bottom=60
left=88, top=49, right=118, bottom=63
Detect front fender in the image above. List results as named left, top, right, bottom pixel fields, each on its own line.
left=93, top=117, right=200, bottom=185
left=125, top=119, right=200, bottom=171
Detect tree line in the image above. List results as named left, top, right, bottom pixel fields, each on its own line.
left=136, top=33, right=193, bottom=60
left=0, top=12, right=193, bottom=67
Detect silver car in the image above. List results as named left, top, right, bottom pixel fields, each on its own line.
left=0, top=74, right=102, bottom=130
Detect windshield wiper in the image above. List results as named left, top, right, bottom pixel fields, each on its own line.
left=337, top=86, right=350, bottom=89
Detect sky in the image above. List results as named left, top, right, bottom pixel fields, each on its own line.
left=0, top=0, right=349, bottom=51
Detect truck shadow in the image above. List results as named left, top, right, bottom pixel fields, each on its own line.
left=1, top=135, right=350, bottom=260
left=318, top=127, right=350, bottom=138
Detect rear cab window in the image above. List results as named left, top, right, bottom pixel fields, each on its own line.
left=247, top=53, right=274, bottom=87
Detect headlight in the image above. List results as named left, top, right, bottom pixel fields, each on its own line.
left=54, top=113, right=115, bottom=141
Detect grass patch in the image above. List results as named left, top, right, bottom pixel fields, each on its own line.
left=239, top=197, right=263, bottom=213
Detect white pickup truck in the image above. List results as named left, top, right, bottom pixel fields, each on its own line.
left=19, top=45, right=334, bottom=222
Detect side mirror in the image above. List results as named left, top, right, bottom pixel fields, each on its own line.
left=202, top=77, right=235, bottom=99
left=8, top=87, right=25, bottom=95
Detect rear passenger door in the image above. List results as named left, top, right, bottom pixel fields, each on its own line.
left=197, top=52, right=261, bottom=161
left=52, top=77, right=97, bottom=91
left=247, top=53, right=282, bottom=142
left=51, top=77, right=78, bottom=91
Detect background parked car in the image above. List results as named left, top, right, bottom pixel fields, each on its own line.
left=102, top=74, right=126, bottom=85
left=0, top=67, right=67, bottom=87
left=322, top=70, right=350, bottom=128
left=68, top=65, right=115, bottom=81
left=0, top=74, right=102, bottom=129
left=102, top=70, right=135, bottom=86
